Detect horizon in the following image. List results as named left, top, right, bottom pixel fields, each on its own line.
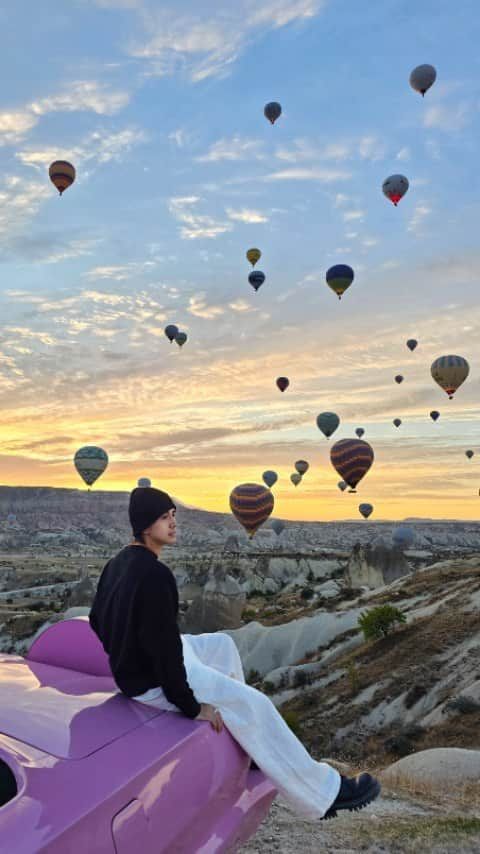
left=0, top=2, right=479, bottom=522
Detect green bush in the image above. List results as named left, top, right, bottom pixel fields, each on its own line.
left=357, top=604, right=406, bottom=640
left=280, top=710, right=301, bottom=737
left=246, top=668, right=260, bottom=684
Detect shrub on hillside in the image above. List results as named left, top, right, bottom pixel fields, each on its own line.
left=280, top=710, right=301, bottom=737
left=445, top=695, right=480, bottom=715
left=301, top=587, right=314, bottom=600
left=358, top=604, right=406, bottom=640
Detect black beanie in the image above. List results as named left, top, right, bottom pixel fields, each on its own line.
left=129, top=487, right=176, bottom=538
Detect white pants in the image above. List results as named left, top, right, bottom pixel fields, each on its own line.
left=132, top=631, right=341, bottom=819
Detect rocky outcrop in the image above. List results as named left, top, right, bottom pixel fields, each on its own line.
left=345, top=539, right=413, bottom=589
left=64, top=576, right=97, bottom=608
left=180, top=562, right=246, bottom=634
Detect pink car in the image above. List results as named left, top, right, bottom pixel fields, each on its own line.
left=0, top=617, right=277, bottom=853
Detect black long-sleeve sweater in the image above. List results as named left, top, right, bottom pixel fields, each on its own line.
left=89, top=544, right=201, bottom=719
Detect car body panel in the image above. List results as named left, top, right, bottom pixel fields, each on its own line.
left=0, top=619, right=277, bottom=853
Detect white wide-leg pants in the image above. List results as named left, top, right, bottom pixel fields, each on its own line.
left=132, top=631, right=341, bottom=820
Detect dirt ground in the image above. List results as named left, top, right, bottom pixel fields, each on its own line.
left=240, top=787, right=480, bottom=853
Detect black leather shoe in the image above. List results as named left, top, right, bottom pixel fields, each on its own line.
left=321, top=772, right=381, bottom=820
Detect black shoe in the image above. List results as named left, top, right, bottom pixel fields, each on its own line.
left=321, top=772, right=381, bottom=820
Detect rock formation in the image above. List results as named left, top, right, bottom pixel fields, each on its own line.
left=345, top=538, right=413, bottom=588
left=180, top=562, right=246, bottom=634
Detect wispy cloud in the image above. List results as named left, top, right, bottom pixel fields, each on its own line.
left=196, top=135, right=264, bottom=162
left=123, top=0, right=326, bottom=82
left=16, top=127, right=148, bottom=172
left=423, top=101, right=470, bottom=132
left=265, top=167, right=351, bottom=182
left=343, top=209, right=365, bottom=222
left=226, top=207, right=268, bottom=223
left=188, top=293, right=225, bottom=319
left=0, top=81, right=130, bottom=148
left=407, top=203, right=432, bottom=234
left=168, top=196, right=233, bottom=239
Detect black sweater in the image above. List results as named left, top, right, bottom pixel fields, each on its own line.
left=89, top=544, right=201, bottom=719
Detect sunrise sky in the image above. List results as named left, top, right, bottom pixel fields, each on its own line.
left=0, top=0, right=479, bottom=520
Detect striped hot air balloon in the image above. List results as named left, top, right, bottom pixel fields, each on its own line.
left=49, top=160, right=76, bottom=195
left=74, top=446, right=108, bottom=488
left=431, top=355, right=469, bottom=399
left=330, top=438, right=374, bottom=494
left=229, top=483, right=274, bottom=538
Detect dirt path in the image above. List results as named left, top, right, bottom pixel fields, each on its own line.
left=240, top=789, right=480, bottom=853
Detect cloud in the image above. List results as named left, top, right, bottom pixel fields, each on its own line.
left=343, top=209, right=365, bottom=222
left=0, top=82, right=130, bottom=148
left=0, top=175, right=50, bottom=242
left=356, top=135, right=385, bottom=161
left=83, top=261, right=156, bottom=280
left=423, top=102, right=470, bottom=132
left=396, top=146, right=410, bottom=161
left=196, top=135, right=264, bottom=162
left=274, top=139, right=350, bottom=163
left=226, top=207, right=268, bottom=224
left=407, top=203, right=432, bottom=234
left=29, top=80, right=130, bottom=117
left=188, top=293, right=225, bottom=318
left=40, top=239, right=100, bottom=264
left=265, top=167, right=351, bottom=182
left=168, top=196, right=233, bottom=239
left=17, top=127, right=148, bottom=172
left=124, top=1, right=326, bottom=82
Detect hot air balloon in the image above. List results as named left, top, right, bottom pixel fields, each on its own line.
left=229, top=483, right=274, bottom=538
left=359, top=503, right=373, bottom=520
left=430, top=411, right=440, bottom=422
left=248, top=271, right=265, bottom=292
left=330, top=438, right=374, bottom=493
left=409, top=64, right=437, bottom=96
left=393, top=418, right=402, bottom=428
left=276, top=377, right=289, bottom=392
left=291, top=472, right=302, bottom=486
left=393, top=524, right=414, bottom=550
left=272, top=519, right=285, bottom=536
left=431, top=355, right=469, bottom=399
left=137, top=477, right=151, bottom=487
left=338, top=480, right=348, bottom=492
left=316, top=412, right=340, bottom=438
left=355, top=428, right=365, bottom=438
left=49, top=160, right=76, bottom=195
left=264, top=102, right=282, bottom=124
left=295, top=460, right=309, bottom=476
left=262, top=470, right=278, bottom=488
left=246, top=248, right=261, bottom=267
left=382, top=174, right=409, bottom=206
left=74, top=446, right=108, bottom=488
left=175, top=331, right=187, bottom=347
left=406, top=339, right=418, bottom=352
left=466, top=450, right=474, bottom=459
left=165, top=324, right=179, bottom=343
left=395, top=375, right=404, bottom=384
left=326, top=264, right=354, bottom=300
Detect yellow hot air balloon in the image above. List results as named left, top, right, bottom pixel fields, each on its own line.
left=431, top=355, right=469, bottom=400
left=246, top=248, right=261, bottom=267
left=49, top=161, right=76, bottom=195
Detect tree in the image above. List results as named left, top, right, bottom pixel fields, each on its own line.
left=358, top=604, right=406, bottom=640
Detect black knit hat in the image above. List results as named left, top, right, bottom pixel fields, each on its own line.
left=129, top=487, right=176, bottom=538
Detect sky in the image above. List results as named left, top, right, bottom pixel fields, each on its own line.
left=0, top=0, right=479, bottom=521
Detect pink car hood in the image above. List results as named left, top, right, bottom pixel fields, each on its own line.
left=0, top=653, right=163, bottom=759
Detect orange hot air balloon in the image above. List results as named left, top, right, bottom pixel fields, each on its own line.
left=49, top=160, right=76, bottom=195
left=229, top=483, right=274, bottom=538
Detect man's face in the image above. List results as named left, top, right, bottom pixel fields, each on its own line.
left=146, top=508, right=177, bottom=546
